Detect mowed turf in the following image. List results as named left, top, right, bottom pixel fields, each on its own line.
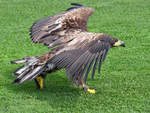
left=0, top=0, right=150, bottom=112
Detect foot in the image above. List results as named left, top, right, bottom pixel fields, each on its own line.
left=86, top=88, right=96, bottom=94
left=75, top=77, right=96, bottom=94
left=36, top=76, right=44, bottom=89
left=83, top=85, right=96, bottom=94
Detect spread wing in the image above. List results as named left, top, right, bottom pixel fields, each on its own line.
left=30, top=3, right=94, bottom=48
left=49, top=35, right=111, bottom=85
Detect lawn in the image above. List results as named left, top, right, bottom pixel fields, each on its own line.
left=0, top=0, right=150, bottom=112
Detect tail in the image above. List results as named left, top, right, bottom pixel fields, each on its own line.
left=11, top=56, right=47, bottom=84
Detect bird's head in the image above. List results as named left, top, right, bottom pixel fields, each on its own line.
left=101, top=34, right=125, bottom=47
left=111, top=37, right=125, bottom=47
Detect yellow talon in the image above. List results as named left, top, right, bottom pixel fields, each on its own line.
left=87, top=88, right=96, bottom=94
left=36, top=76, right=44, bottom=89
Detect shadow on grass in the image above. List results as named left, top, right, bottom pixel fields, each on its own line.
left=4, top=67, right=81, bottom=108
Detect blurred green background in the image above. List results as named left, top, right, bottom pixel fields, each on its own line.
left=0, top=0, right=150, bottom=112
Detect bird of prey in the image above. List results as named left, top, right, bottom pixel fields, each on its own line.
left=11, top=3, right=125, bottom=93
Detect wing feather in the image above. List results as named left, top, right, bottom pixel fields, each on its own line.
left=49, top=37, right=111, bottom=84
left=91, top=53, right=100, bottom=79
left=77, top=54, right=93, bottom=86
left=30, top=4, right=94, bottom=48
left=84, top=55, right=95, bottom=84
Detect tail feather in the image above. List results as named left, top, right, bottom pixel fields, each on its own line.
left=29, top=66, right=46, bottom=80
left=13, top=65, right=29, bottom=76
left=15, top=67, right=30, bottom=80
left=11, top=56, right=47, bottom=84
left=11, top=58, right=27, bottom=64
left=18, top=65, right=46, bottom=84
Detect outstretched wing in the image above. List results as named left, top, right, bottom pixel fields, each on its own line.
left=49, top=34, right=111, bottom=85
left=30, top=3, right=94, bottom=48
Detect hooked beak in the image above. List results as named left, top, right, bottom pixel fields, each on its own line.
left=113, top=40, right=125, bottom=47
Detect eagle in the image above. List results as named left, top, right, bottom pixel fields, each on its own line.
left=11, top=3, right=125, bottom=94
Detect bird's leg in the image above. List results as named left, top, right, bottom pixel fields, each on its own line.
left=35, top=76, right=44, bottom=89
left=77, top=77, right=96, bottom=94
left=35, top=73, right=46, bottom=89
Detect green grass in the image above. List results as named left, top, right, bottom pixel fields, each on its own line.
left=0, top=0, right=150, bottom=112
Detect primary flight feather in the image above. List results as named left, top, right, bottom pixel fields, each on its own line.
left=11, top=3, right=125, bottom=93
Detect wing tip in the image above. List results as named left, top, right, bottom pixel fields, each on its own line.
left=71, top=3, right=84, bottom=7
left=66, top=3, right=84, bottom=11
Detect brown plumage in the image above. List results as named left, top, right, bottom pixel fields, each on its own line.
left=11, top=3, right=125, bottom=92
left=30, top=4, right=94, bottom=47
